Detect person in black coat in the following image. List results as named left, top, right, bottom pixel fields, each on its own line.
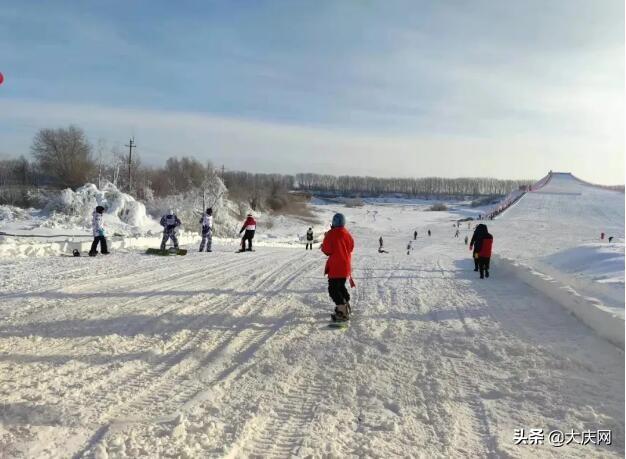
left=305, top=227, right=314, bottom=250
left=469, top=224, right=488, bottom=272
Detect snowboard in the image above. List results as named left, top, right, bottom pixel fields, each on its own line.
left=328, top=314, right=349, bottom=329
left=146, top=248, right=188, bottom=256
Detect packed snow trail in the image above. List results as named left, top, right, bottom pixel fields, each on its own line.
left=0, top=215, right=623, bottom=457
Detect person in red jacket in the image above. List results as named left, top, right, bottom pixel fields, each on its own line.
left=322, top=213, right=355, bottom=321
left=239, top=213, right=256, bottom=252
left=472, top=224, right=493, bottom=279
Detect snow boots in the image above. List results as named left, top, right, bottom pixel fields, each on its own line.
left=331, top=303, right=351, bottom=322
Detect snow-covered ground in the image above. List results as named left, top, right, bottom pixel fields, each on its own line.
left=0, top=177, right=623, bottom=458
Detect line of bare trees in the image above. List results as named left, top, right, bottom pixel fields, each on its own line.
left=295, top=173, right=533, bottom=197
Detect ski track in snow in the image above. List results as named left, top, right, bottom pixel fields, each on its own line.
left=0, top=212, right=624, bottom=458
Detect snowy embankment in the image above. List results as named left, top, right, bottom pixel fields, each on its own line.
left=487, top=172, right=624, bottom=348
left=495, top=254, right=624, bottom=348
left=0, top=183, right=325, bottom=257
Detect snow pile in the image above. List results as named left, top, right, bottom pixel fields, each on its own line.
left=44, top=182, right=160, bottom=235
left=544, top=243, right=625, bottom=286
left=0, top=205, right=32, bottom=224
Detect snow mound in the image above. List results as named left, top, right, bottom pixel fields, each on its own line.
left=44, top=182, right=160, bottom=235
left=543, top=243, right=625, bottom=286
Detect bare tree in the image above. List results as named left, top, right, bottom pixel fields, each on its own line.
left=31, top=125, right=95, bottom=188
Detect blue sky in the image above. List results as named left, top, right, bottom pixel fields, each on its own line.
left=0, top=0, right=623, bottom=183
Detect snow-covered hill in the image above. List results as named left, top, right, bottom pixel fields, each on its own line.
left=484, top=172, right=624, bottom=345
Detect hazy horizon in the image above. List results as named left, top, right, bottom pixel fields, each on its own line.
left=1, top=1, right=623, bottom=184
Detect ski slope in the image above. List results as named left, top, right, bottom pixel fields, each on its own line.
left=495, top=172, right=624, bottom=263
left=0, top=197, right=623, bottom=458
left=486, top=172, right=624, bottom=346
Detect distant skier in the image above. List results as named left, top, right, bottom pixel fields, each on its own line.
left=378, top=236, right=388, bottom=254
left=89, top=205, right=109, bottom=256
left=305, top=227, right=314, bottom=250
left=413, top=230, right=417, bottom=240
left=454, top=229, right=459, bottom=238
left=406, top=241, right=412, bottom=255
left=608, top=236, right=614, bottom=243
left=160, top=209, right=182, bottom=251
left=464, top=235, right=468, bottom=245
left=239, top=213, right=256, bottom=252
left=198, top=207, right=213, bottom=252
left=322, top=213, right=354, bottom=322
left=428, top=229, right=431, bottom=237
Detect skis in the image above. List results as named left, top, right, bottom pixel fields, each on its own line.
left=146, top=248, right=188, bottom=256
left=235, top=249, right=255, bottom=253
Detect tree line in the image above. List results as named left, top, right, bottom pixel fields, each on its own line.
left=1, top=124, right=535, bottom=209
left=295, top=173, right=533, bottom=197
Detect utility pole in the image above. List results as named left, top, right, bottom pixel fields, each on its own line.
left=125, top=137, right=136, bottom=192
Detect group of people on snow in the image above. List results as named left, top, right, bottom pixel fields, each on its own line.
left=87, top=205, right=248, bottom=255
left=89, top=204, right=494, bottom=321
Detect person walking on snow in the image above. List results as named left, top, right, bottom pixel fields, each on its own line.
left=322, top=213, right=355, bottom=322
left=406, top=240, right=412, bottom=255
left=414, top=230, right=417, bottom=240
left=305, top=227, right=314, bottom=250
left=428, top=229, right=431, bottom=237
left=464, top=235, right=468, bottom=245
left=199, top=207, right=213, bottom=252
left=160, top=209, right=182, bottom=251
left=239, top=213, right=256, bottom=252
left=469, top=224, right=483, bottom=271
left=472, top=225, right=493, bottom=279
left=454, top=229, right=460, bottom=238
left=89, top=205, right=109, bottom=256
left=469, top=224, right=489, bottom=273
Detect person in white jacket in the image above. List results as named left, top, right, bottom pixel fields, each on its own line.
left=199, top=207, right=213, bottom=252
left=160, top=209, right=182, bottom=251
left=89, top=205, right=109, bottom=256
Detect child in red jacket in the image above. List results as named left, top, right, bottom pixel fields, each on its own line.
left=321, top=213, right=354, bottom=321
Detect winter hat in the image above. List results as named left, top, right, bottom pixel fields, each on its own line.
left=206, top=207, right=213, bottom=215
left=331, top=213, right=346, bottom=228
left=95, top=205, right=105, bottom=214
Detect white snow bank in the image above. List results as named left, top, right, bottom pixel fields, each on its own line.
left=542, top=243, right=624, bottom=286
left=496, top=254, right=625, bottom=349
left=0, top=233, right=203, bottom=258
